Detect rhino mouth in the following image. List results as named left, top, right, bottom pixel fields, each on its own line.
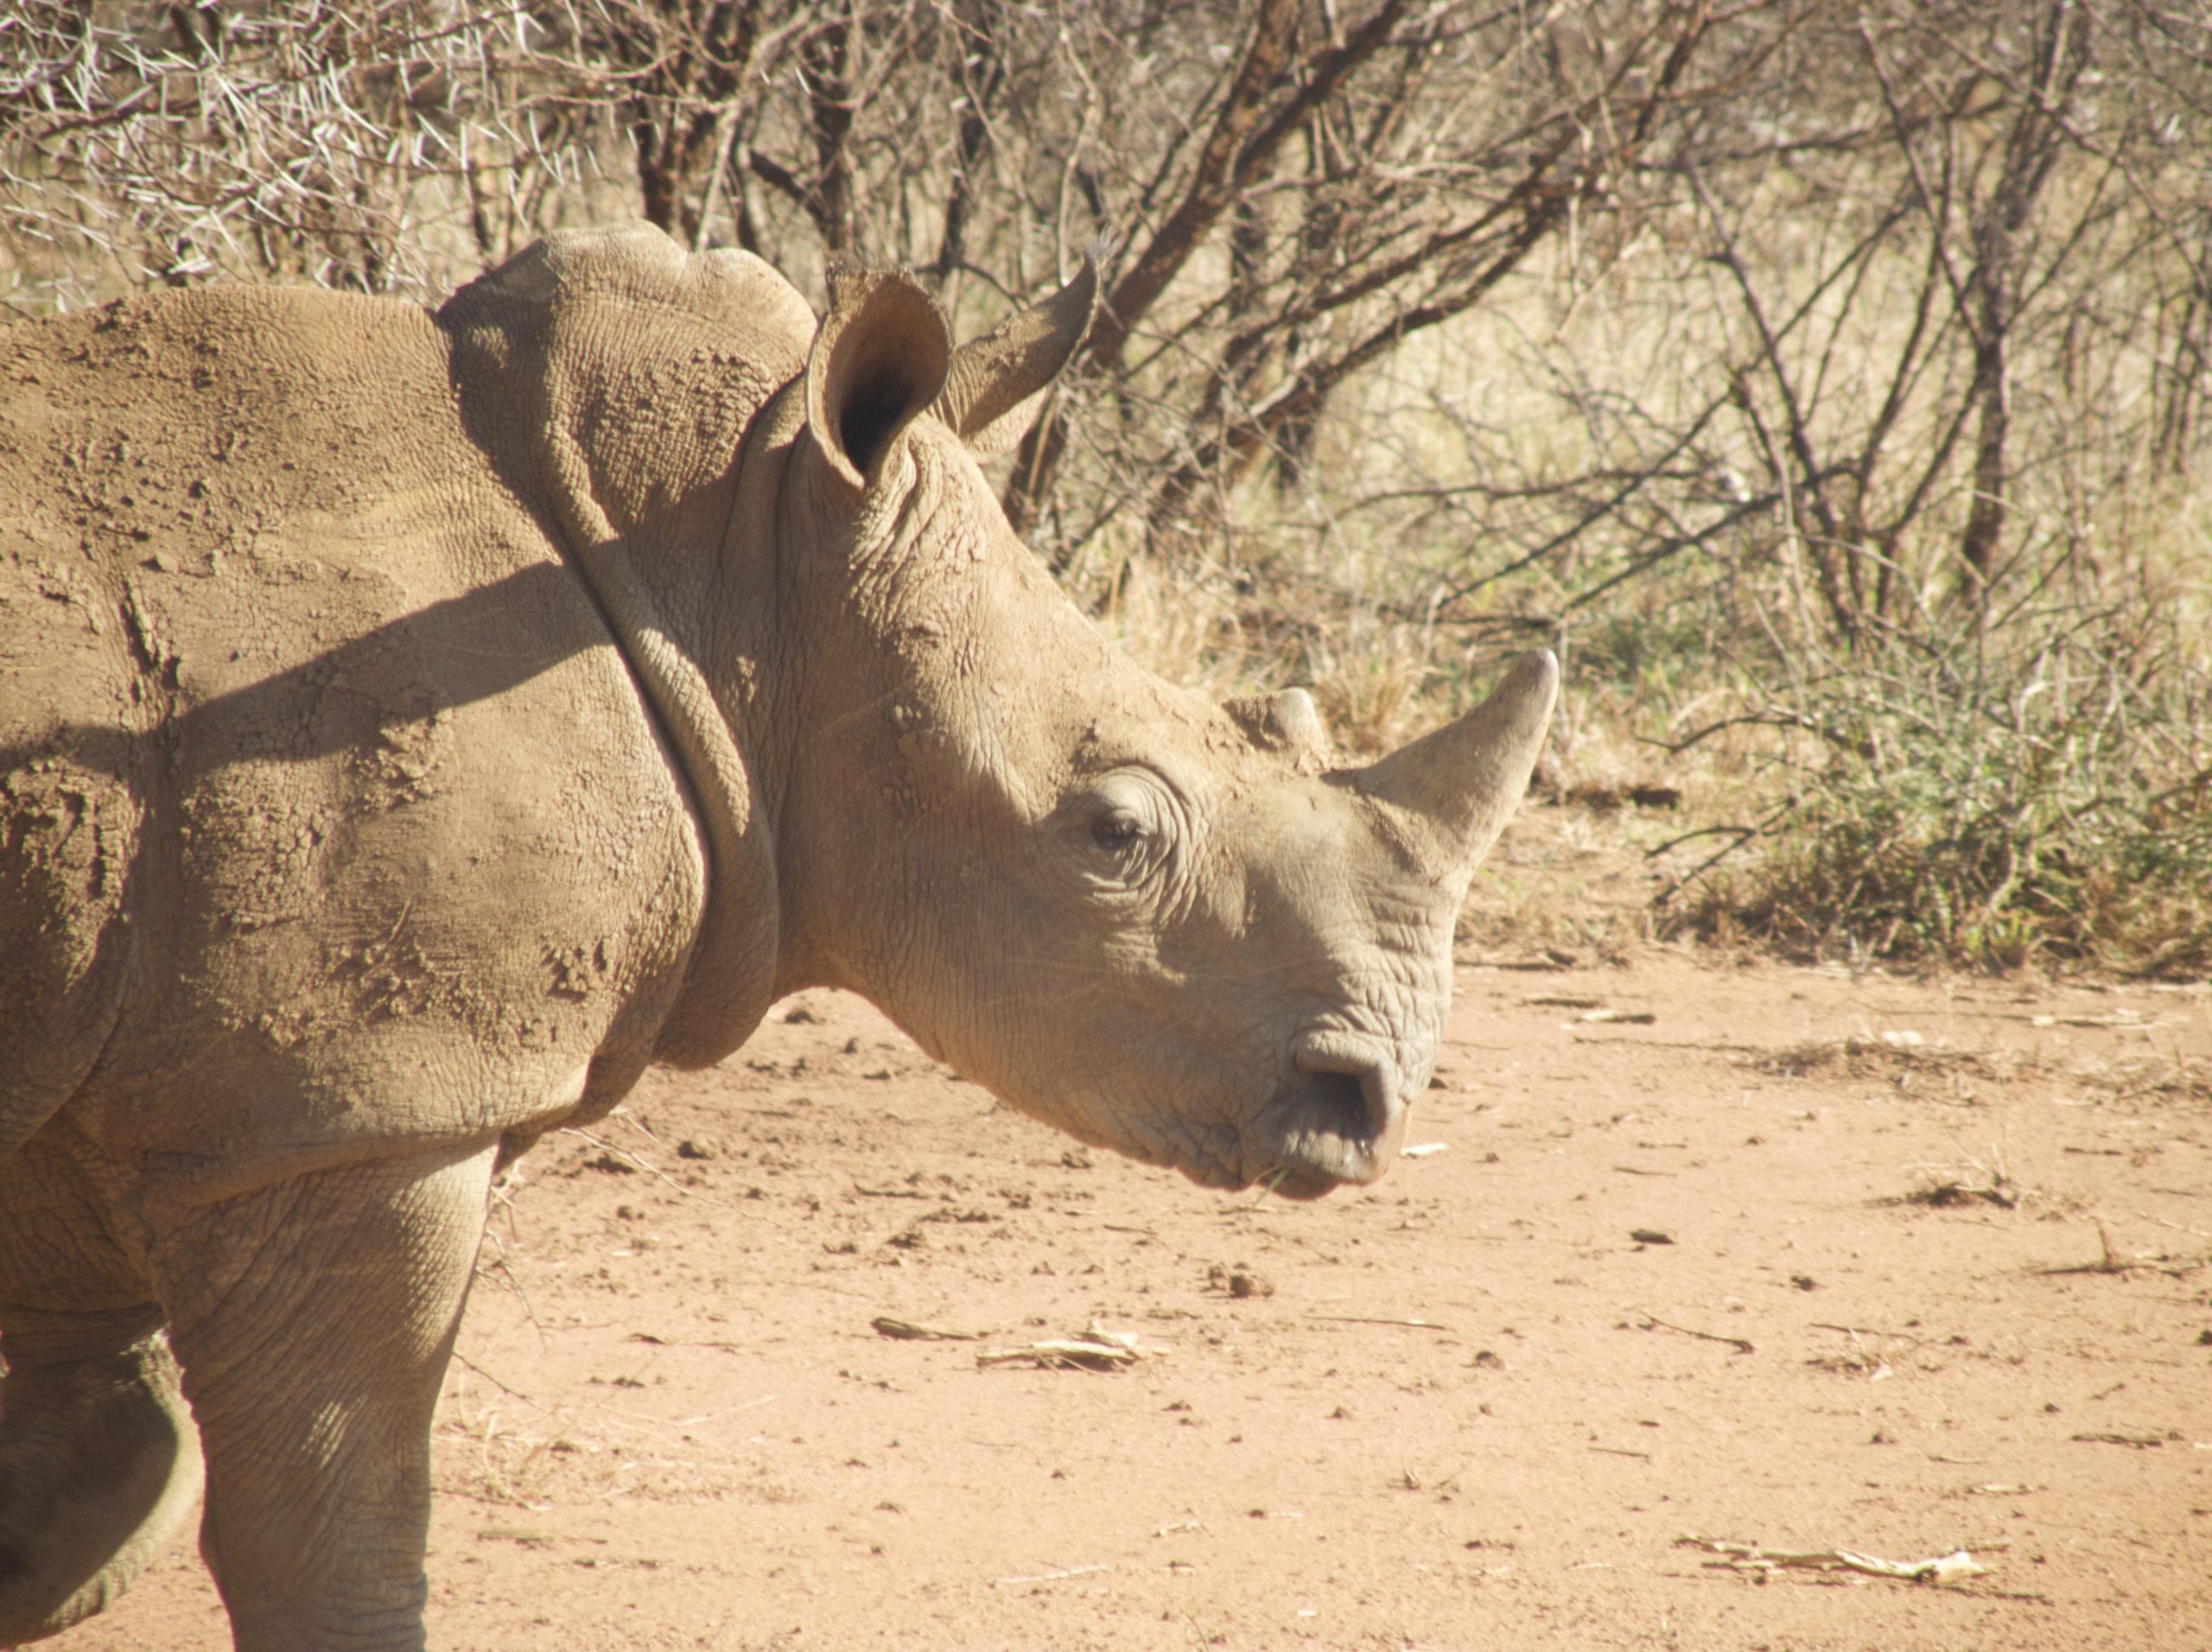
left=1249, top=1032, right=1409, bottom=1198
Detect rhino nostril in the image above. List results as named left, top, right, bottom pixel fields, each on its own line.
left=1265, top=1032, right=1411, bottom=1190
left=1293, top=1038, right=1397, bottom=1142
left=1300, top=1069, right=1372, bottom=1141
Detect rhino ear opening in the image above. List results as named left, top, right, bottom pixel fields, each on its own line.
left=805, top=268, right=953, bottom=492
left=1355, top=650, right=1559, bottom=871
left=932, top=254, right=1099, bottom=456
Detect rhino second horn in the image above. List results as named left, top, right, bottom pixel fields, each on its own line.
left=1263, top=688, right=1326, bottom=756
left=1354, top=649, right=1559, bottom=870
left=1224, top=686, right=1329, bottom=765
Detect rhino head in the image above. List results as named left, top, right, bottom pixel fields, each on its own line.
left=753, top=260, right=1557, bottom=1198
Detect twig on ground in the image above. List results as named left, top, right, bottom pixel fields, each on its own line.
left=992, top=1563, right=1108, bottom=1586
left=2069, top=1431, right=2168, bottom=1448
left=1810, top=1321, right=1929, bottom=1344
left=1632, top=1309, right=1754, bottom=1354
left=607, top=1105, right=670, bottom=1150
left=448, top=1351, right=553, bottom=1414
left=2040, top=1221, right=2208, bottom=1277
left=558, top=1127, right=727, bottom=1207
left=628, top=1331, right=745, bottom=1353
left=976, top=1325, right=1150, bottom=1370
left=1677, top=1534, right=1989, bottom=1585
left=873, top=1316, right=990, bottom=1342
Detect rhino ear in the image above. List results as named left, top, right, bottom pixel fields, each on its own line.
left=805, top=267, right=953, bottom=492
left=931, top=254, right=1099, bottom=456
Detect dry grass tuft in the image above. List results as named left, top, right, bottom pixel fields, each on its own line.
left=1753, top=1033, right=2018, bottom=1085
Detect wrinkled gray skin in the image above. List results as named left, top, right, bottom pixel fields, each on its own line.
left=0, top=225, right=1555, bottom=1649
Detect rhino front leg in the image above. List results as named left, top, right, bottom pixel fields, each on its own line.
left=152, top=1140, right=499, bottom=1652
left=0, top=1126, right=204, bottom=1644
left=0, top=1305, right=204, bottom=1644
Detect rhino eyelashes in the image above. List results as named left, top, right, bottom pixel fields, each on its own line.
left=1090, top=811, right=1145, bottom=853
left=1066, top=767, right=1185, bottom=890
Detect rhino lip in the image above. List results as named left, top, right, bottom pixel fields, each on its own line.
left=1251, top=1032, right=1408, bottom=1198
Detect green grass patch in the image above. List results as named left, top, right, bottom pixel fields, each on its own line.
left=1666, top=618, right=2212, bottom=977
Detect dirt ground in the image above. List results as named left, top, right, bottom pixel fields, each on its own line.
left=60, top=947, right=2212, bottom=1651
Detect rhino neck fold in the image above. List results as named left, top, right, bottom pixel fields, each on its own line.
left=535, top=425, right=784, bottom=1070
left=435, top=229, right=823, bottom=1071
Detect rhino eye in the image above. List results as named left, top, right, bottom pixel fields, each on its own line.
left=1090, top=811, right=1146, bottom=854
left=1065, top=767, right=1181, bottom=889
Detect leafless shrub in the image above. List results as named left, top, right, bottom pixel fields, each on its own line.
left=0, top=1, right=600, bottom=302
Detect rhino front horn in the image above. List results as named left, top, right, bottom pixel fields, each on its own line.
left=1354, top=649, right=1559, bottom=871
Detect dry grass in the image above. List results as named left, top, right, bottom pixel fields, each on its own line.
left=434, top=1360, right=779, bottom=1509
left=1751, top=1033, right=2019, bottom=1085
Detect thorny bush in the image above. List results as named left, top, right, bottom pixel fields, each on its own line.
left=3, top=0, right=2209, bottom=974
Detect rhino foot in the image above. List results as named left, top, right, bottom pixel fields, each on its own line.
left=0, top=1308, right=203, bottom=1644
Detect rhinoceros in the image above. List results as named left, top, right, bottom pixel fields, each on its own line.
left=0, top=224, right=1554, bottom=1649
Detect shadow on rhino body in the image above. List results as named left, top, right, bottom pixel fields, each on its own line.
left=2, top=562, right=607, bottom=795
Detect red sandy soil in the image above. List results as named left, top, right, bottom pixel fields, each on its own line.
left=55, top=952, right=2212, bottom=1651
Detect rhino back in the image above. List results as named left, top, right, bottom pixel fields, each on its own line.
left=0, top=283, right=709, bottom=1180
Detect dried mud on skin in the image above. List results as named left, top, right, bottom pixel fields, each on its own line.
left=63, top=955, right=2212, bottom=1652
